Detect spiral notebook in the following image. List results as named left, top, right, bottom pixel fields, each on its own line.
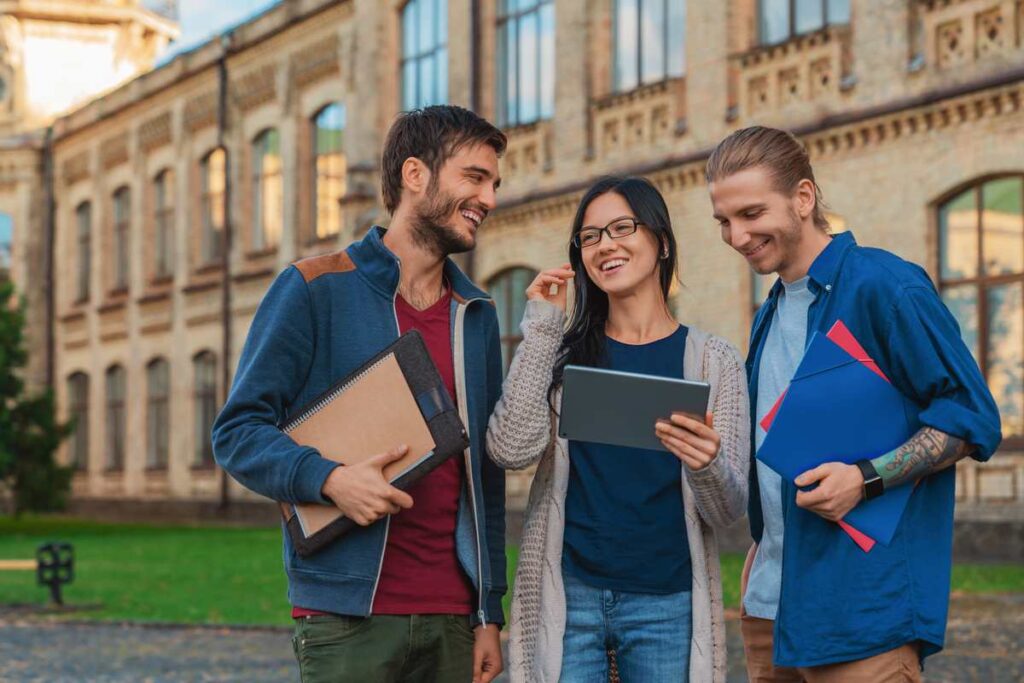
left=278, top=330, right=470, bottom=557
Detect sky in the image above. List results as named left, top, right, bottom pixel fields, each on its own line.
left=161, top=0, right=282, bottom=62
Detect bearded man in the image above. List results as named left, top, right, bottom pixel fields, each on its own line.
left=213, top=105, right=508, bottom=683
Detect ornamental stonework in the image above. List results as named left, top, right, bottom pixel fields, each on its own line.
left=138, top=111, right=172, bottom=153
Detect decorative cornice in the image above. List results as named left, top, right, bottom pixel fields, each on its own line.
left=183, top=91, right=218, bottom=132
left=733, top=25, right=850, bottom=69
left=233, top=64, right=278, bottom=112
left=138, top=112, right=173, bottom=153
left=291, top=34, right=341, bottom=88
left=494, top=69, right=1024, bottom=221
left=61, top=151, right=90, bottom=185
left=99, top=135, right=129, bottom=170
left=593, top=79, right=674, bottom=112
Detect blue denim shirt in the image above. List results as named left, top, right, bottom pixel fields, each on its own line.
left=746, top=232, right=1001, bottom=668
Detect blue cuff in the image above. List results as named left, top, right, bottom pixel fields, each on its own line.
left=290, top=448, right=340, bottom=503
left=917, top=396, right=1001, bottom=462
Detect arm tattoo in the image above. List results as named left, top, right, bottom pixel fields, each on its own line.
left=869, top=427, right=973, bottom=490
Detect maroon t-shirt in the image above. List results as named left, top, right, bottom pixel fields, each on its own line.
left=292, top=288, right=473, bottom=618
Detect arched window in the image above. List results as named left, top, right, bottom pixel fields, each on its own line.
left=76, top=201, right=92, bottom=301
left=252, top=129, right=283, bottom=251
left=193, top=351, right=218, bottom=466
left=200, top=148, right=227, bottom=264
left=105, top=364, right=126, bottom=471
left=146, top=358, right=170, bottom=469
left=67, top=372, right=89, bottom=470
left=938, top=175, right=1024, bottom=442
left=498, top=0, right=555, bottom=126
left=312, top=104, right=347, bottom=241
left=0, top=212, right=12, bottom=279
left=153, top=169, right=175, bottom=279
left=112, top=186, right=131, bottom=290
left=401, top=0, right=448, bottom=110
left=488, top=267, right=538, bottom=372
left=614, top=0, right=686, bottom=92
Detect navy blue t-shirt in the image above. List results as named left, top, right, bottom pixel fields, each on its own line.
left=562, top=325, right=691, bottom=594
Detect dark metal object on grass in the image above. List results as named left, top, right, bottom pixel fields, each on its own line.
left=36, top=542, right=73, bottom=605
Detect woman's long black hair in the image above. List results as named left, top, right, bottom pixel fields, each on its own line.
left=548, top=176, right=679, bottom=408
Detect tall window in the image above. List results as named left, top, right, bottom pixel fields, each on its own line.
left=0, top=212, right=11, bottom=279
left=401, top=0, right=448, bottom=110
left=153, top=169, right=175, bottom=279
left=146, top=358, right=170, bottom=470
left=614, top=0, right=686, bottom=93
left=105, top=364, right=126, bottom=471
left=759, top=0, right=850, bottom=46
left=488, top=267, right=537, bottom=372
left=112, top=186, right=131, bottom=290
left=200, top=148, right=227, bottom=264
left=251, top=129, right=283, bottom=251
left=76, top=201, right=92, bottom=301
left=938, top=175, right=1024, bottom=442
left=498, top=0, right=555, bottom=127
left=67, top=372, right=89, bottom=470
left=193, top=351, right=217, bottom=466
left=312, top=104, right=347, bottom=241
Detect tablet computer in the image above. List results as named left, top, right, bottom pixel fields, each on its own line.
left=558, top=364, right=711, bottom=452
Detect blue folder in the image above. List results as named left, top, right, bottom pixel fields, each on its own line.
left=756, top=332, right=917, bottom=545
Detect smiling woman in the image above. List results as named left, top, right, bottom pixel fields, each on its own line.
left=486, top=175, right=750, bottom=682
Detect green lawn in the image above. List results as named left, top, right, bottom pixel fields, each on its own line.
left=1, top=516, right=1020, bottom=626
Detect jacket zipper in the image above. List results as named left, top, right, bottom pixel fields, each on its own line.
left=454, top=298, right=488, bottom=626
left=368, top=263, right=404, bottom=611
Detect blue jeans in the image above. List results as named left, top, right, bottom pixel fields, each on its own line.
left=560, top=572, right=692, bottom=682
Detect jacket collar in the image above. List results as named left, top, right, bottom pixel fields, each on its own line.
left=347, top=226, right=490, bottom=303
left=766, top=230, right=857, bottom=302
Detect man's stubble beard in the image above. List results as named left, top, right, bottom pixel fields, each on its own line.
left=410, top=177, right=476, bottom=258
left=761, top=208, right=804, bottom=276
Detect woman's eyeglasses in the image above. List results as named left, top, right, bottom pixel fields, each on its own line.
left=572, top=217, right=644, bottom=249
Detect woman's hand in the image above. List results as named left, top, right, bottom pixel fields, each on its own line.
left=655, top=411, right=721, bottom=470
left=525, top=264, right=575, bottom=311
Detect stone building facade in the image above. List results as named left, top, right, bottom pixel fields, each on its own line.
left=2, top=0, right=1022, bottom=518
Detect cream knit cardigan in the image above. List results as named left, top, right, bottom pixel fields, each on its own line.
left=486, top=300, right=750, bottom=683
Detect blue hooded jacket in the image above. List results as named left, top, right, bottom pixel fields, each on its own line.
left=212, top=227, right=507, bottom=626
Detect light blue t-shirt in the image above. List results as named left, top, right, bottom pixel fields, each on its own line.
left=743, top=276, right=814, bottom=620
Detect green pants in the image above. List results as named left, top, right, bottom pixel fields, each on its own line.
left=292, top=614, right=476, bottom=683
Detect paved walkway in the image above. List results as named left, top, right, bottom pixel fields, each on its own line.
left=1, top=594, right=1020, bottom=682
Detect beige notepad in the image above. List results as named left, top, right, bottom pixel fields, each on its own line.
left=286, top=353, right=438, bottom=537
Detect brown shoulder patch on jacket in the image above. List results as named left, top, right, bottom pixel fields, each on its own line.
left=294, top=251, right=356, bottom=282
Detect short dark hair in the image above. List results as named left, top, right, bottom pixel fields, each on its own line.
left=706, top=126, right=830, bottom=232
left=381, top=105, right=507, bottom=214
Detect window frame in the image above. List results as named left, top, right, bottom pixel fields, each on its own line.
left=251, top=128, right=283, bottom=252
left=153, top=169, right=175, bottom=280
left=497, top=0, right=556, bottom=127
left=937, top=173, right=1024, bottom=448
left=488, top=266, right=539, bottom=374
left=105, top=364, right=126, bottom=472
left=757, top=0, right=850, bottom=47
left=75, top=201, right=92, bottom=302
left=400, top=0, right=449, bottom=111
left=112, top=186, right=131, bottom=291
left=613, top=0, right=687, bottom=93
left=200, top=148, right=227, bottom=265
left=0, top=212, right=12, bottom=278
left=146, top=358, right=170, bottom=470
left=67, top=372, right=90, bottom=471
left=311, top=103, right=346, bottom=242
left=192, top=350, right=218, bottom=467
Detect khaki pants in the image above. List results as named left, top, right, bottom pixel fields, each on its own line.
left=739, top=544, right=922, bottom=683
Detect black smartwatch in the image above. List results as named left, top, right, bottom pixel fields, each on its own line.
left=855, top=459, right=884, bottom=500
